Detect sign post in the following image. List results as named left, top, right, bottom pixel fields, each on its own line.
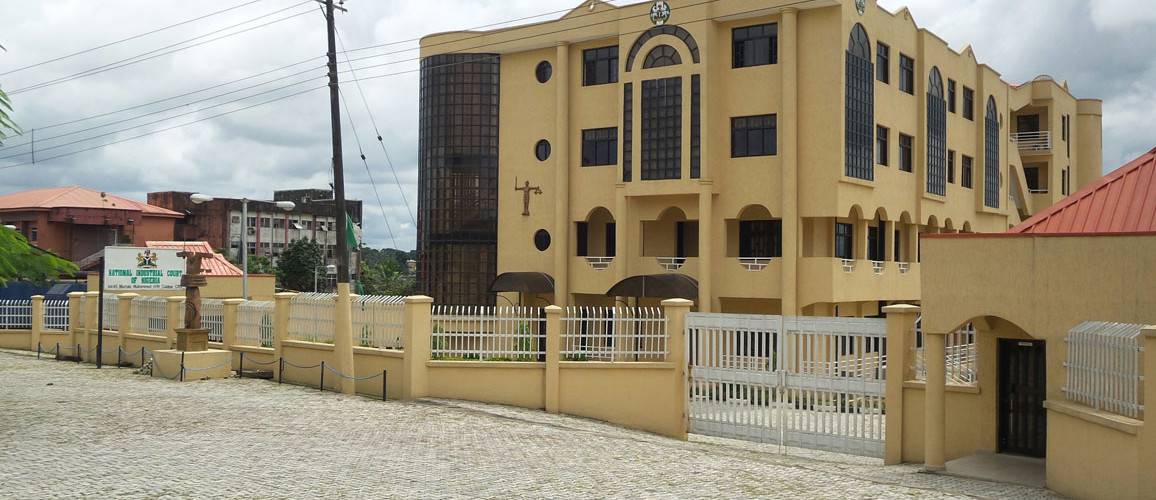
left=99, top=247, right=186, bottom=368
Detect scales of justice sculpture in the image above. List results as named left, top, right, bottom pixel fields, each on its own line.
left=175, top=250, right=214, bottom=352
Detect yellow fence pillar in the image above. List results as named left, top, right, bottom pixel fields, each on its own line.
left=30, top=295, right=44, bottom=352
left=222, top=299, right=244, bottom=349
left=164, top=296, right=185, bottom=349
left=697, top=182, right=713, bottom=312
left=924, top=330, right=948, bottom=471
left=272, top=292, right=296, bottom=381
left=1140, top=326, right=1156, bottom=495
left=117, top=293, right=139, bottom=357
left=662, top=298, right=693, bottom=440
left=333, top=284, right=356, bottom=395
left=883, top=304, right=920, bottom=465
left=544, top=305, right=562, bottom=413
left=83, top=291, right=98, bottom=361
left=67, top=292, right=84, bottom=354
left=402, top=295, right=433, bottom=401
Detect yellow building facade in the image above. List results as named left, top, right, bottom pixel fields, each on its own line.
left=417, top=0, right=1102, bottom=313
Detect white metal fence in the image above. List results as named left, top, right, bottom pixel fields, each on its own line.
left=1064, top=321, right=1145, bottom=419
left=236, top=301, right=274, bottom=347
left=288, top=293, right=335, bottom=343
left=431, top=306, right=545, bottom=361
left=914, top=318, right=978, bottom=385
left=352, top=295, right=405, bottom=349
left=0, top=299, right=31, bottom=329
left=561, top=307, right=667, bottom=361
left=101, top=296, right=119, bottom=331
left=202, top=299, right=225, bottom=343
left=130, top=297, right=169, bottom=334
left=43, top=300, right=70, bottom=331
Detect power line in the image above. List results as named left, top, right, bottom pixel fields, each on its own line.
left=0, top=0, right=267, bottom=77
left=7, top=1, right=316, bottom=95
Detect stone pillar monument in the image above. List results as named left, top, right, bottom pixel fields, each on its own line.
left=175, top=251, right=213, bottom=352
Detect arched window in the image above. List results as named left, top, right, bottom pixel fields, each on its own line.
left=926, top=67, right=947, bottom=196
left=643, top=44, right=682, bottom=69
left=984, top=97, right=1001, bottom=208
left=845, top=23, right=874, bottom=181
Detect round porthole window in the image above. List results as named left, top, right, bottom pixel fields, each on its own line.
left=535, top=140, right=551, bottom=162
left=535, top=61, right=552, bottom=83
left=534, top=229, right=551, bottom=251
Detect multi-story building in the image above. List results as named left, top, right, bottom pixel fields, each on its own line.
left=148, top=189, right=363, bottom=268
left=416, top=0, right=1103, bottom=313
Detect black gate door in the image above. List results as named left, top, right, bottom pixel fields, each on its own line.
left=998, top=339, right=1047, bottom=457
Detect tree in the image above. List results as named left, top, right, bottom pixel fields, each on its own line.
left=0, top=228, right=77, bottom=286
left=360, top=261, right=415, bottom=297
left=0, top=87, right=20, bottom=145
left=276, top=239, right=323, bottom=292
left=226, top=254, right=275, bottom=276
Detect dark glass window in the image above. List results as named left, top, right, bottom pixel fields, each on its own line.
left=876, top=42, right=890, bottom=83
left=581, top=128, right=618, bottom=166
left=899, top=54, right=915, bottom=94
left=731, top=114, right=777, bottom=157
left=845, top=24, right=874, bottom=181
left=623, top=83, right=633, bottom=182
left=893, top=229, right=902, bottom=262
left=867, top=223, right=885, bottom=261
left=417, top=53, right=501, bottom=306
left=641, top=77, right=682, bottom=180
left=876, top=125, right=889, bottom=166
left=535, top=140, right=551, bottom=162
left=926, top=67, right=947, bottom=196
left=961, top=155, right=974, bottom=188
left=835, top=222, right=854, bottom=260
left=643, top=45, right=682, bottom=68
left=947, top=79, right=957, bottom=113
left=625, top=25, right=701, bottom=71
left=985, top=96, right=1000, bottom=208
left=605, top=222, right=616, bottom=257
left=739, top=220, right=782, bottom=258
left=899, top=133, right=913, bottom=172
left=576, top=222, right=588, bottom=257
left=583, top=46, right=619, bottom=86
left=534, top=229, right=551, bottom=251
left=1024, top=166, right=1041, bottom=191
left=691, top=75, right=701, bottom=178
left=535, top=61, right=552, bottom=83
left=948, top=150, right=956, bottom=184
left=732, top=23, right=778, bottom=68
left=962, top=86, right=975, bottom=120
left=1017, top=114, right=1040, bottom=132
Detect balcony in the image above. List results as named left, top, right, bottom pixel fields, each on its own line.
left=799, top=258, right=921, bottom=305
left=584, top=256, right=614, bottom=271
left=569, top=257, right=619, bottom=295
left=717, top=258, right=782, bottom=299
left=1011, top=131, right=1052, bottom=155
left=656, top=257, right=687, bottom=272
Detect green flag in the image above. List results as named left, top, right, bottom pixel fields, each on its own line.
left=345, top=213, right=360, bottom=249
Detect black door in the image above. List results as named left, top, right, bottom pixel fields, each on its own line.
left=998, top=339, right=1047, bottom=457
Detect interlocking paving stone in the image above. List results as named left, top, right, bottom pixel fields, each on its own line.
left=0, top=350, right=1059, bottom=499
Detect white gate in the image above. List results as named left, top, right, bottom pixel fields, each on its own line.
left=687, top=313, right=888, bottom=458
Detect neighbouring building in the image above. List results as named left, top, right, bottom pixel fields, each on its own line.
left=147, top=189, right=363, bottom=270
left=0, top=186, right=181, bottom=262
left=416, top=0, right=1103, bottom=310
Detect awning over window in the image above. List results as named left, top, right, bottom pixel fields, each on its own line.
left=606, top=274, right=698, bottom=300
left=489, top=272, right=555, bottom=294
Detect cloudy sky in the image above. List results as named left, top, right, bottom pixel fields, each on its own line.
left=0, top=0, right=1153, bottom=250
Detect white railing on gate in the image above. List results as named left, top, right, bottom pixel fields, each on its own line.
left=201, top=299, right=225, bottom=343
left=288, top=293, right=334, bottom=344
left=562, top=307, right=667, bottom=361
left=44, top=299, right=70, bottom=331
left=101, top=296, right=119, bottom=331
left=0, top=299, right=31, bottom=329
left=1064, top=321, right=1145, bottom=419
left=431, top=306, right=545, bottom=361
left=236, top=301, right=274, bottom=347
left=914, top=318, right=978, bottom=385
left=352, top=295, right=405, bottom=349
left=130, top=297, right=169, bottom=334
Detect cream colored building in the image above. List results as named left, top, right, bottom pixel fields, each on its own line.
left=416, top=0, right=1103, bottom=312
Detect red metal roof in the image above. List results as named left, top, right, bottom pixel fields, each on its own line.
left=1010, top=147, right=1156, bottom=235
left=0, top=186, right=181, bottom=217
left=146, top=241, right=244, bottom=276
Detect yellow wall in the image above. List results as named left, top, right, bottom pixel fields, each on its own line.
left=558, top=362, right=683, bottom=437
left=427, top=361, right=547, bottom=409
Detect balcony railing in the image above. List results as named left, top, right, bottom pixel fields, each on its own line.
left=870, top=261, right=885, bottom=275
left=898, top=262, right=911, bottom=274
left=584, top=256, right=614, bottom=270
left=738, top=257, right=772, bottom=272
left=1011, top=131, right=1052, bottom=154
left=1028, top=188, right=1049, bottom=194
left=656, top=257, right=687, bottom=272
left=840, top=259, right=855, bottom=273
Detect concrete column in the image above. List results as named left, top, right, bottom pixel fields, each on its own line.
left=83, top=291, right=98, bottom=360
left=165, top=296, right=184, bottom=349
left=697, top=182, right=713, bottom=312
left=222, top=299, right=244, bottom=349
left=924, top=330, right=948, bottom=471
left=615, top=184, right=628, bottom=284
left=117, top=293, right=139, bottom=355
left=544, top=305, right=562, bottom=413
left=906, top=224, right=919, bottom=264
left=553, top=42, right=571, bottom=307
left=883, top=304, right=920, bottom=465
left=67, top=291, right=84, bottom=353
left=30, top=295, right=44, bottom=352
left=333, top=283, right=356, bottom=395
left=661, top=298, right=693, bottom=440
left=1140, top=327, right=1156, bottom=494
left=854, top=218, right=869, bottom=261
left=272, top=292, right=296, bottom=381
left=780, top=7, right=799, bottom=315
left=883, top=220, right=895, bottom=262
left=402, top=295, right=433, bottom=401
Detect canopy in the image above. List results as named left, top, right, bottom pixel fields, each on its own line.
left=606, top=274, right=698, bottom=300
left=489, top=272, right=555, bottom=294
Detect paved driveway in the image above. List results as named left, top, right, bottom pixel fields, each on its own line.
left=0, top=350, right=1056, bottom=499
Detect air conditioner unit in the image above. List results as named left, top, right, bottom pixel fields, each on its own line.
left=247, top=227, right=256, bottom=235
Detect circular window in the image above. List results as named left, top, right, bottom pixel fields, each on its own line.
left=535, top=61, right=552, bottom=83
left=534, top=229, right=551, bottom=251
left=535, top=140, right=551, bottom=162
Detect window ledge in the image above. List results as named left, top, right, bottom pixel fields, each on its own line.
left=1044, top=400, right=1142, bottom=436
left=902, top=380, right=980, bottom=394
left=922, top=192, right=947, bottom=204
left=840, top=176, right=875, bottom=189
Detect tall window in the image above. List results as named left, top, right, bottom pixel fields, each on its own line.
left=984, top=96, right=1001, bottom=208
left=739, top=220, right=782, bottom=258
left=962, top=86, right=975, bottom=120
left=835, top=222, right=854, bottom=260
left=867, top=223, right=885, bottom=261
left=732, top=23, right=777, bottom=68
left=926, top=67, right=947, bottom=196
left=623, top=83, right=633, bottom=181
left=899, top=134, right=913, bottom=172
left=583, top=46, right=619, bottom=86
left=948, top=150, right=956, bottom=184
left=876, top=42, right=890, bottom=83
left=947, top=79, right=957, bottom=113
left=581, top=128, right=618, bottom=166
left=899, top=54, right=914, bottom=94
left=731, top=114, right=777, bottom=157
left=641, top=77, right=682, bottom=180
left=876, top=125, right=889, bottom=166
left=961, top=155, right=974, bottom=188
left=845, top=24, right=874, bottom=181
